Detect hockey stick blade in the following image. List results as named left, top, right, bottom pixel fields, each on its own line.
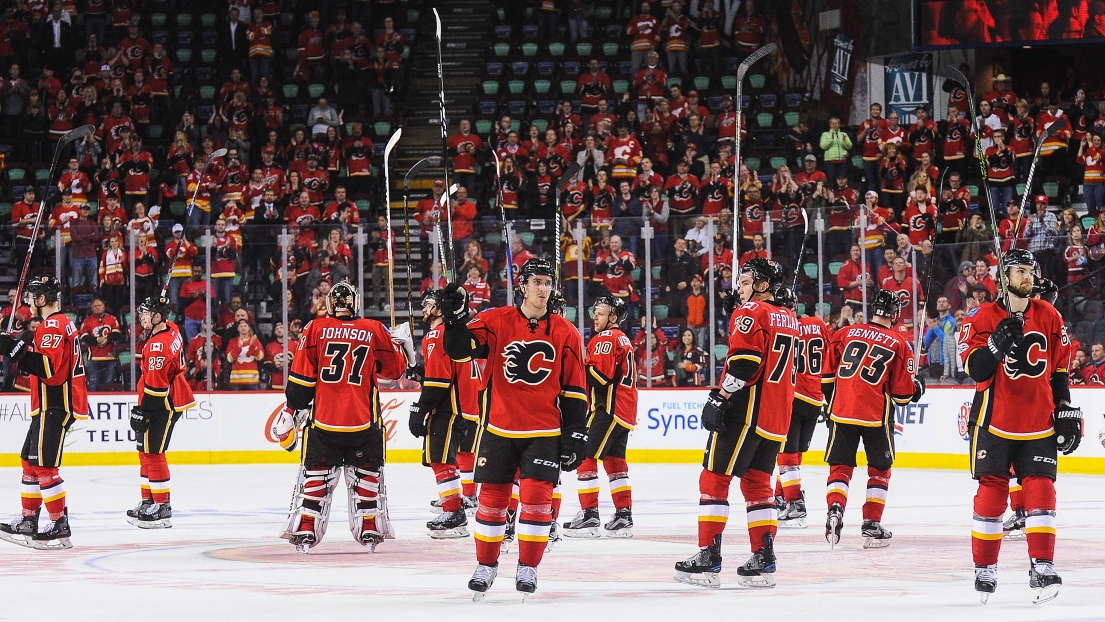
left=557, top=163, right=583, bottom=193
left=383, top=128, right=403, bottom=160
left=1043, top=116, right=1068, bottom=136
left=434, top=7, right=442, bottom=40
left=61, top=124, right=96, bottom=146
left=210, top=147, right=229, bottom=159
left=736, top=42, right=777, bottom=82
left=404, top=156, right=441, bottom=187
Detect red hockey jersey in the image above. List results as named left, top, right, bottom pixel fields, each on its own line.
left=28, top=312, right=89, bottom=417
left=138, top=322, right=196, bottom=414
left=794, top=315, right=829, bottom=406
left=823, top=323, right=915, bottom=427
left=721, top=300, right=799, bottom=441
left=587, top=328, right=638, bottom=427
left=422, top=325, right=482, bottom=421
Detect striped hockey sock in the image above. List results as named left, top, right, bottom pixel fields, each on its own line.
left=1022, top=476, right=1056, bottom=561
left=430, top=463, right=463, bottom=512
left=473, top=483, right=512, bottom=566
left=826, top=464, right=853, bottom=511
left=605, top=457, right=632, bottom=509
left=575, top=457, right=600, bottom=510
left=863, top=467, right=890, bottom=523
left=20, top=460, right=41, bottom=517
left=456, top=451, right=476, bottom=497
left=36, top=468, right=66, bottom=521
left=741, top=469, right=777, bottom=552
left=698, top=469, right=732, bottom=547
left=777, top=452, right=803, bottom=502
left=516, top=479, right=554, bottom=568
left=139, top=453, right=153, bottom=501
left=146, top=453, right=171, bottom=504
left=972, top=475, right=1007, bottom=566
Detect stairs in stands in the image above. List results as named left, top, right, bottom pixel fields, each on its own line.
left=362, top=0, right=490, bottom=327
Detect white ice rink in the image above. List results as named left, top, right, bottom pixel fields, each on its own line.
left=0, top=463, right=1102, bottom=621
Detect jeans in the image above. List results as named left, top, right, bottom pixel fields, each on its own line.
left=823, top=160, right=848, bottom=184
left=187, top=206, right=211, bottom=231
left=167, top=277, right=186, bottom=315
left=452, top=172, right=476, bottom=195
left=71, top=255, right=99, bottom=288
left=184, top=317, right=203, bottom=344
left=372, top=87, right=394, bottom=119
left=568, top=15, right=589, bottom=41
left=666, top=50, right=687, bottom=76
left=1086, top=183, right=1105, bottom=215
left=630, top=50, right=651, bottom=75
left=213, top=276, right=234, bottom=306
left=249, top=56, right=272, bottom=90
left=85, top=359, right=116, bottom=392
left=863, top=159, right=881, bottom=194
left=989, top=185, right=1013, bottom=219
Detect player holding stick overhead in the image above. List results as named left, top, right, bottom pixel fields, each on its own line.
left=274, top=281, right=414, bottom=553
left=439, top=258, right=588, bottom=600
left=674, top=259, right=798, bottom=589
left=562, top=295, right=637, bottom=538
left=821, top=290, right=924, bottom=549
left=127, top=296, right=197, bottom=529
left=958, top=249, right=1081, bottom=604
left=0, top=276, right=88, bottom=550
left=409, top=289, right=482, bottom=538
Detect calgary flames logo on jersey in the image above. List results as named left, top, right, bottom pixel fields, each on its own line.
left=1003, top=331, right=1048, bottom=379
left=502, top=340, right=556, bottom=385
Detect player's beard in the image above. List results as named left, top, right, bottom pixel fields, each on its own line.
left=1008, top=279, right=1033, bottom=300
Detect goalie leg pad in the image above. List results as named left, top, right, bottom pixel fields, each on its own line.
left=282, top=465, right=340, bottom=549
left=346, top=465, right=384, bottom=545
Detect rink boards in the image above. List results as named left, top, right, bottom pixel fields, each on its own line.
left=0, top=388, right=1102, bottom=472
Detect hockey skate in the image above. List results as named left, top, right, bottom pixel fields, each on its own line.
left=360, top=531, right=384, bottom=551
left=427, top=509, right=470, bottom=539
left=603, top=507, right=633, bottom=538
left=501, top=510, right=516, bottom=553
left=32, top=513, right=72, bottom=550
left=773, top=494, right=785, bottom=514
left=861, top=519, right=892, bottom=549
left=0, top=510, right=39, bottom=548
left=779, top=492, right=807, bottom=529
left=562, top=509, right=601, bottom=539
left=1029, top=559, right=1062, bottom=604
left=545, top=522, right=561, bottom=552
left=462, top=494, right=478, bottom=514
left=974, top=564, right=997, bottom=604
left=126, top=499, right=153, bottom=520
left=516, top=563, right=537, bottom=600
left=736, top=533, right=777, bottom=588
left=825, top=503, right=843, bottom=548
left=287, top=531, right=317, bottom=554
left=468, top=563, right=498, bottom=601
left=1002, top=509, right=1026, bottom=540
left=674, top=534, right=722, bottom=588
left=132, top=502, right=172, bottom=529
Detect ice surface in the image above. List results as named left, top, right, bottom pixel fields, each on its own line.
left=1, top=464, right=1102, bottom=621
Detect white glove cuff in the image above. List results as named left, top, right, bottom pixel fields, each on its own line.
left=721, top=374, right=745, bottom=394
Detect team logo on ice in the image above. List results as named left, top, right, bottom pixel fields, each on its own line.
left=502, top=340, right=556, bottom=385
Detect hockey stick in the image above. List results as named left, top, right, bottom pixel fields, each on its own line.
left=789, top=205, right=811, bottom=292
left=159, top=147, right=228, bottom=300
left=555, top=162, right=583, bottom=287
left=1011, top=116, right=1068, bottom=243
left=433, top=8, right=458, bottom=278
left=6, top=124, right=95, bottom=333
left=732, top=42, right=777, bottom=278
left=490, top=150, right=515, bottom=306
left=403, top=156, right=442, bottom=326
left=434, top=183, right=460, bottom=283
left=382, top=128, right=403, bottom=326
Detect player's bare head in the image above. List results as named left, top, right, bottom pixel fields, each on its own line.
left=1002, top=249, right=1038, bottom=299
left=139, top=296, right=171, bottom=330
left=326, top=281, right=359, bottom=318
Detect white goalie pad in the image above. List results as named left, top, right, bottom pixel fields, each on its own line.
left=281, top=465, right=340, bottom=547
left=345, top=465, right=395, bottom=541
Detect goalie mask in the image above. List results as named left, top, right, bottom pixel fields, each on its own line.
left=326, top=281, right=359, bottom=317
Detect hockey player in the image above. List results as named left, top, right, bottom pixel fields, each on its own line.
left=771, top=287, right=829, bottom=529
left=409, top=289, right=482, bottom=539
left=273, top=281, right=413, bottom=553
left=821, top=290, right=924, bottom=549
left=674, top=259, right=798, bottom=589
left=127, top=296, right=197, bottom=528
left=0, top=275, right=89, bottom=549
left=439, top=258, right=588, bottom=600
left=959, top=249, right=1081, bottom=604
left=562, top=295, right=637, bottom=538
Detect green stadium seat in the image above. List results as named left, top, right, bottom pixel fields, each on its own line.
left=613, top=79, right=629, bottom=94
left=534, top=80, right=551, bottom=94
left=694, top=76, right=710, bottom=91
left=769, top=156, right=787, bottom=170
left=803, top=263, right=818, bottom=279
left=749, top=74, right=766, bottom=89
left=176, top=13, right=192, bottom=27
left=652, top=304, right=669, bottom=320
left=0, top=202, right=12, bottom=218
left=564, top=306, right=577, bottom=322
left=308, top=83, right=325, bottom=99
left=521, top=43, right=538, bottom=57
left=651, top=265, right=661, bottom=280
left=721, top=75, right=737, bottom=90
left=151, top=13, right=166, bottom=27
left=560, top=79, right=576, bottom=95
left=175, top=48, right=192, bottom=63
left=373, top=121, right=392, bottom=136
left=531, top=118, right=549, bottom=133
left=494, top=43, right=511, bottom=57
left=548, top=42, right=565, bottom=56
left=744, top=156, right=760, bottom=171
left=602, top=42, right=619, bottom=57
left=282, top=83, right=300, bottom=99
left=481, top=80, right=500, bottom=95
left=476, top=119, right=493, bottom=134
left=756, top=113, right=774, bottom=129
left=201, top=13, right=216, bottom=27
left=508, top=80, right=525, bottom=94
left=828, top=261, right=844, bottom=275
left=714, top=344, right=727, bottom=360
left=784, top=111, right=800, bottom=127
left=576, top=42, right=593, bottom=57
left=198, top=85, right=216, bottom=100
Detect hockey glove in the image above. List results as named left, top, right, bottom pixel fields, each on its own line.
left=818, top=405, right=831, bottom=426
left=405, top=363, right=425, bottom=383
left=911, top=376, right=926, bottom=403
left=701, top=388, right=728, bottom=434
left=408, top=402, right=428, bottom=438
left=1054, top=405, right=1083, bottom=455
left=988, top=316, right=1025, bottom=357
left=129, top=406, right=150, bottom=434
left=439, top=282, right=470, bottom=329
left=0, top=332, right=28, bottom=362
left=389, top=322, right=417, bottom=365
left=560, top=430, right=589, bottom=471
left=271, top=406, right=306, bottom=452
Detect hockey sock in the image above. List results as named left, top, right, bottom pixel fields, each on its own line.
left=138, top=452, right=152, bottom=501
left=777, top=452, right=803, bottom=502
left=35, top=467, right=65, bottom=521
left=971, top=475, right=1008, bottom=566
left=517, top=478, right=555, bottom=567
left=20, top=460, right=41, bottom=516
left=473, top=483, right=512, bottom=566
left=741, top=469, right=777, bottom=552
left=551, top=481, right=562, bottom=521
left=698, top=469, right=733, bottom=547
left=430, top=463, right=463, bottom=513
left=508, top=475, right=520, bottom=514
left=826, top=464, right=853, bottom=511
left=863, top=467, right=890, bottom=523
left=456, top=451, right=476, bottom=497
left=576, top=457, right=600, bottom=510
left=1009, top=480, right=1024, bottom=513
left=1022, top=476, right=1057, bottom=561
left=146, top=453, right=171, bottom=504
left=604, top=457, right=632, bottom=510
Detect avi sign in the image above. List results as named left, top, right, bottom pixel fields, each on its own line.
left=884, top=52, right=933, bottom=125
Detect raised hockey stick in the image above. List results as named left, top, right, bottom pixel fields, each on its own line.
left=382, top=128, right=403, bottom=326
left=732, top=42, right=777, bottom=278
left=433, top=8, right=458, bottom=277
left=403, top=156, right=442, bottom=326
left=434, top=183, right=460, bottom=283
left=1011, top=116, right=1068, bottom=243
left=159, top=147, right=228, bottom=300
left=491, top=150, right=514, bottom=306
left=7, top=124, right=95, bottom=333
left=789, top=205, right=811, bottom=292
left=555, top=162, right=583, bottom=286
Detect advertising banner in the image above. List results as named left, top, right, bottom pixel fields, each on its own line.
left=884, top=52, right=933, bottom=124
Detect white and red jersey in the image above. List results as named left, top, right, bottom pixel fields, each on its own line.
left=858, top=117, right=888, bottom=161
left=1008, top=115, right=1035, bottom=158
left=226, top=335, right=265, bottom=386
left=607, top=135, right=643, bottom=179
left=448, top=131, right=483, bottom=175
left=27, top=312, right=89, bottom=417
left=587, top=328, right=637, bottom=427
left=903, top=198, right=937, bottom=248
left=794, top=315, right=829, bottom=406
left=721, top=300, right=799, bottom=441
left=824, top=322, right=915, bottom=427
left=626, top=14, right=659, bottom=51
left=58, top=170, right=91, bottom=202
left=1036, top=110, right=1072, bottom=156
left=740, top=200, right=766, bottom=239
left=287, top=315, right=407, bottom=432
left=1078, top=146, right=1105, bottom=184
left=661, top=12, right=689, bottom=52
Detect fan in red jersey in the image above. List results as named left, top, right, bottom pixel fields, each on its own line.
left=0, top=276, right=89, bottom=550
left=562, top=296, right=637, bottom=539
left=821, top=289, right=922, bottom=551
left=674, top=258, right=798, bottom=589
left=275, top=281, right=412, bottom=554
left=769, top=288, right=830, bottom=529
left=957, top=249, right=1081, bottom=604
left=408, top=290, right=483, bottom=539
left=439, top=258, right=587, bottom=599
left=127, top=296, right=197, bottom=529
